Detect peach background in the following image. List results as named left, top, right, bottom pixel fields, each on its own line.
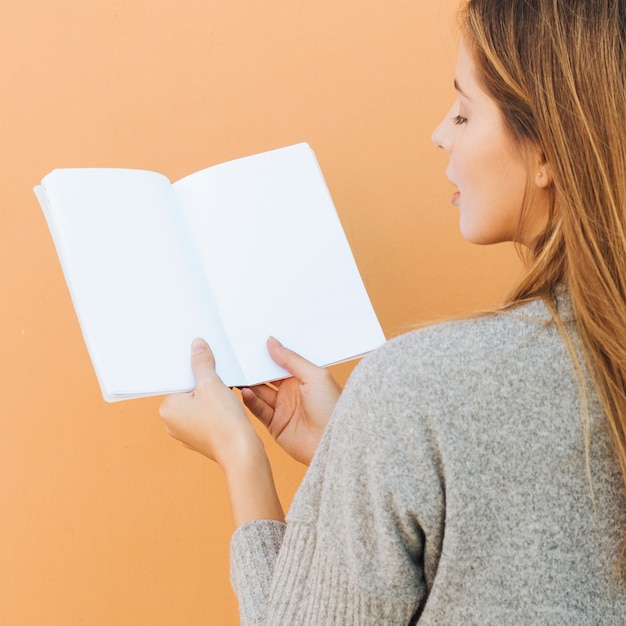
left=1, top=1, right=522, bottom=624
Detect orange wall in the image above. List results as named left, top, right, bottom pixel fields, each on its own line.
left=1, top=1, right=522, bottom=624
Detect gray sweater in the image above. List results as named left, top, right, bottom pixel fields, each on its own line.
left=230, top=290, right=626, bottom=624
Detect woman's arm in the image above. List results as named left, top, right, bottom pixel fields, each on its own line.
left=161, top=337, right=351, bottom=624
left=159, top=338, right=284, bottom=526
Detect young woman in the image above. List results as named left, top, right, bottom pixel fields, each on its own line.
left=160, top=0, right=626, bottom=622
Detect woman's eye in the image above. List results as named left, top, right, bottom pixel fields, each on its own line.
left=453, top=115, right=467, bottom=126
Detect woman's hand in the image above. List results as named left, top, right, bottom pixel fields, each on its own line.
left=160, top=338, right=260, bottom=467
left=160, top=338, right=284, bottom=526
left=241, top=337, right=342, bottom=465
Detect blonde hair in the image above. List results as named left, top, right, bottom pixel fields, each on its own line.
left=461, top=0, right=626, bottom=565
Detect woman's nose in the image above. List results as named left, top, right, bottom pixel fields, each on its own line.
left=431, top=121, right=445, bottom=149
left=431, top=115, right=453, bottom=152
left=432, top=104, right=456, bottom=152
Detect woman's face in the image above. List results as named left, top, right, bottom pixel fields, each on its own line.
left=432, top=41, right=548, bottom=246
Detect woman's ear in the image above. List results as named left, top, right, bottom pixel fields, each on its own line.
left=533, top=149, right=552, bottom=189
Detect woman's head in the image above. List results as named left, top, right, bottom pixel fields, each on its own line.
left=459, top=0, right=626, bottom=293
left=431, top=40, right=551, bottom=246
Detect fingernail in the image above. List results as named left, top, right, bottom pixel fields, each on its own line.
left=192, top=337, right=208, bottom=353
left=268, top=336, right=283, bottom=347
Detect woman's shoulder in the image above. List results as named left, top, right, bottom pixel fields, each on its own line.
left=337, top=294, right=579, bottom=429
left=331, top=291, right=579, bottom=448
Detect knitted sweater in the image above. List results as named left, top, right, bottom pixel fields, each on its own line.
left=230, top=291, right=626, bottom=624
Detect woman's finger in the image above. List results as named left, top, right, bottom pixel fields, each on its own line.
left=241, top=387, right=276, bottom=426
left=245, top=383, right=278, bottom=407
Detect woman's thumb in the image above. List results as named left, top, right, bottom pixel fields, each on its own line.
left=190, top=337, right=217, bottom=383
left=267, top=336, right=319, bottom=380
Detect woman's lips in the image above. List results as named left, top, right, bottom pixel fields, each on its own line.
left=451, top=191, right=460, bottom=205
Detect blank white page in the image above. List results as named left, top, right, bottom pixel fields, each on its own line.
left=37, top=169, right=240, bottom=399
left=173, top=143, right=385, bottom=383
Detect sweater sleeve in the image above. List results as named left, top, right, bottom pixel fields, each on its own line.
left=230, top=337, right=446, bottom=624
left=230, top=520, right=287, bottom=625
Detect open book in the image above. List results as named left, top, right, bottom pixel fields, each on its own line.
left=34, top=143, right=385, bottom=402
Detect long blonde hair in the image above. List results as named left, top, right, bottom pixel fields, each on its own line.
left=462, top=0, right=626, bottom=560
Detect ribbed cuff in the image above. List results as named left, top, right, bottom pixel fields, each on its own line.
left=263, top=522, right=418, bottom=625
left=230, top=520, right=286, bottom=626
